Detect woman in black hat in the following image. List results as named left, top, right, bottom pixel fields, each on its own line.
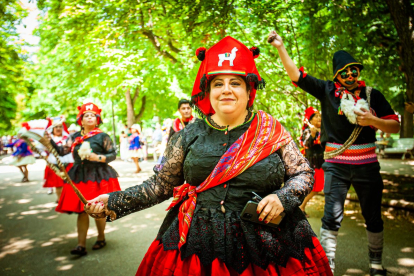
left=268, top=30, right=399, bottom=276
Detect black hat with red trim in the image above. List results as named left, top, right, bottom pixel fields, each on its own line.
left=332, top=50, right=363, bottom=80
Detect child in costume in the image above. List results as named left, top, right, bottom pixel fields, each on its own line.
left=4, top=128, right=36, bottom=182
left=129, top=124, right=142, bottom=173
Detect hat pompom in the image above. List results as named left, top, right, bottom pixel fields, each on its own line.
left=21, top=122, right=31, bottom=130
left=196, top=47, right=206, bottom=61
left=249, top=47, right=260, bottom=59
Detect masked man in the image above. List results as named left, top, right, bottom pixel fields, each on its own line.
left=268, top=31, right=399, bottom=276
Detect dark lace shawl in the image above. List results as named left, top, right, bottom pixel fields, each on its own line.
left=52, top=131, right=118, bottom=183
left=301, top=127, right=325, bottom=169
left=107, top=118, right=316, bottom=273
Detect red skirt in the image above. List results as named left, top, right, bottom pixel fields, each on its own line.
left=136, top=237, right=332, bottom=276
left=312, top=168, right=324, bottom=192
left=55, top=177, right=121, bottom=213
left=43, top=163, right=74, bottom=188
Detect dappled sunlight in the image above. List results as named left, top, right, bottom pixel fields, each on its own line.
left=16, top=198, right=33, bottom=204
left=130, top=224, right=148, bottom=233
left=57, top=264, right=74, bottom=271
left=13, top=182, right=38, bottom=187
left=41, top=241, right=54, bottom=247
left=29, top=202, right=57, bottom=209
left=401, top=247, right=413, bottom=253
left=344, top=268, right=364, bottom=274
left=21, top=209, right=49, bottom=215
left=86, top=224, right=119, bottom=238
left=43, top=215, right=59, bottom=220
left=398, top=258, right=414, bottom=267
left=54, top=256, right=68, bottom=261
left=0, top=238, right=34, bottom=259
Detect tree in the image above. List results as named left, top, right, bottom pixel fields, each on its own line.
left=28, top=0, right=409, bottom=141
left=385, top=0, right=414, bottom=137
left=0, top=1, right=29, bottom=134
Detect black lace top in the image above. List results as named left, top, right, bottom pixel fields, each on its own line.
left=52, top=131, right=118, bottom=183
left=107, top=116, right=316, bottom=273
left=301, top=127, right=324, bottom=169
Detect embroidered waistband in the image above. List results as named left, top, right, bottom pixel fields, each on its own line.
left=325, top=142, right=377, bottom=165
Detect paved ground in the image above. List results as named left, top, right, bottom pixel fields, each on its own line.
left=0, top=159, right=413, bottom=276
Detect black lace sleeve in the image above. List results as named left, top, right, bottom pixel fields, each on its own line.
left=273, top=140, right=314, bottom=214
left=102, top=134, right=116, bottom=163
left=50, top=135, right=73, bottom=156
left=106, top=132, right=185, bottom=221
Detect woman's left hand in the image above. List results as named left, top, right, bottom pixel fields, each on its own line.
left=87, top=152, right=99, bottom=161
left=257, top=194, right=284, bottom=223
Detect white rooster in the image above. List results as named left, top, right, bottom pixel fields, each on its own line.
left=78, top=141, right=92, bottom=160
left=340, top=93, right=369, bottom=124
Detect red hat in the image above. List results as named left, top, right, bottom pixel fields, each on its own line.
left=76, top=103, right=102, bottom=126
left=304, top=107, right=319, bottom=121
left=191, top=36, right=265, bottom=116
left=302, top=106, right=319, bottom=131
left=47, top=115, right=70, bottom=137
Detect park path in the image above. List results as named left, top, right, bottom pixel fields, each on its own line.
left=0, top=159, right=413, bottom=276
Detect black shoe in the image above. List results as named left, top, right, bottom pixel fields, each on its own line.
left=370, top=267, right=387, bottom=276
left=92, top=239, right=106, bottom=250
left=70, top=245, right=87, bottom=256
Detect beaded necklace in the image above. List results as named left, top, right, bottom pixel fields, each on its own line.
left=205, top=111, right=254, bottom=134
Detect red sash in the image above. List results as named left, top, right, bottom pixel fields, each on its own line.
left=172, top=116, right=194, bottom=132
left=71, top=128, right=103, bottom=152
left=166, top=111, right=292, bottom=249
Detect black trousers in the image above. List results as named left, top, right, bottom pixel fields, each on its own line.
left=321, top=162, right=384, bottom=233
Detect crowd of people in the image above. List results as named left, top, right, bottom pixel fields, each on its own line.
left=1, top=31, right=405, bottom=276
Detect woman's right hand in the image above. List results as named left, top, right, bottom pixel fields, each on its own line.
left=267, top=31, right=284, bottom=48
left=84, top=194, right=109, bottom=217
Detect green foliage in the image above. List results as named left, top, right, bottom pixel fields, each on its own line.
left=0, top=0, right=29, bottom=134
left=26, top=0, right=405, bottom=140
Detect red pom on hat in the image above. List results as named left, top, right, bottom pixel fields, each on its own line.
left=249, top=47, right=260, bottom=59
left=196, top=47, right=207, bottom=61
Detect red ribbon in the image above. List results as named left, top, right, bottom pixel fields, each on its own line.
left=71, top=128, right=102, bottom=152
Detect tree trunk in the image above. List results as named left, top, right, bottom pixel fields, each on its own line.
left=125, top=88, right=136, bottom=128
left=385, top=0, right=414, bottom=137
left=135, top=95, right=147, bottom=123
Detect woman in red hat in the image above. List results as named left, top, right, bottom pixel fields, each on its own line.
left=299, top=107, right=324, bottom=216
left=50, top=102, right=121, bottom=256
left=43, top=116, right=74, bottom=201
left=86, top=37, right=332, bottom=275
